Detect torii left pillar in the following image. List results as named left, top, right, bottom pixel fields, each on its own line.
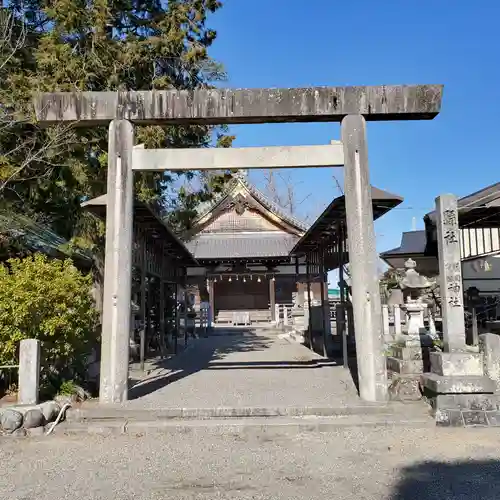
left=99, top=119, right=134, bottom=404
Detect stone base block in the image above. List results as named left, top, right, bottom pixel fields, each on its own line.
left=395, top=333, right=436, bottom=348
left=429, top=393, right=500, bottom=427
left=435, top=407, right=500, bottom=427
left=433, top=394, right=498, bottom=412
left=391, top=345, right=431, bottom=361
left=388, top=374, right=422, bottom=401
left=387, top=357, right=424, bottom=375
left=430, top=351, right=483, bottom=377
left=421, top=373, right=495, bottom=395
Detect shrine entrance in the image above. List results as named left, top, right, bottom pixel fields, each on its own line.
left=34, top=84, right=443, bottom=404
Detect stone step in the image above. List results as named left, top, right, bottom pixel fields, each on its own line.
left=67, top=403, right=415, bottom=422
left=56, top=412, right=435, bottom=437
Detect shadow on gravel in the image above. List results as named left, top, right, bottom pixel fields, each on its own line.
left=390, top=460, right=500, bottom=499
left=128, top=329, right=274, bottom=400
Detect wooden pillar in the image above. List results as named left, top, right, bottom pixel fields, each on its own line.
left=159, top=278, right=166, bottom=357
left=140, top=242, right=146, bottom=371
left=208, top=278, right=215, bottom=327
left=306, top=258, right=312, bottom=349
left=319, top=259, right=328, bottom=357
left=99, top=119, right=134, bottom=404
left=269, top=277, right=276, bottom=323
left=146, top=275, right=155, bottom=355
left=174, top=282, right=179, bottom=354
left=338, top=223, right=348, bottom=369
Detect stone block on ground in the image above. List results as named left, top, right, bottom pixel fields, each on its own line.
left=0, top=409, right=23, bottom=433
left=22, top=408, right=45, bottom=428
left=387, top=357, right=424, bottom=375
left=391, top=345, right=429, bottom=361
left=485, top=411, right=500, bottom=426
left=479, top=333, right=500, bottom=391
left=435, top=408, right=464, bottom=427
left=421, top=373, right=495, bottom=394
left=433, top=394, right=498, bottom=411
left=430, top=351, right=483, bottom=377
left=388, top=374, right=422, bottom=401
left=26, top=426, right=45, bottom=437
left=40, top=401, right=61, bottom=423
left=395, top=334, right=435, bottom=348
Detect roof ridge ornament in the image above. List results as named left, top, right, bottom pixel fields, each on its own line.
left=234, top=169, right=249, bottom=179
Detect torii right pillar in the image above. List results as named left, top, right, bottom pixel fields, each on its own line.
left=341, top=115, right=387, bottom=402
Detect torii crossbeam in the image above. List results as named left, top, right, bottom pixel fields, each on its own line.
left=34, top=84, right=443, bottom=405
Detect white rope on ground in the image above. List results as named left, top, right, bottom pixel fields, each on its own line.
left=45, top=403, right=72, bottom=436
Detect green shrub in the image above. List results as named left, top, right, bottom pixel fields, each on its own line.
left=0, top=253, right=98, bottom=390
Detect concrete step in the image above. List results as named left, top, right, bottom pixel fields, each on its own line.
left=66, top=402, right=430, bottom=423
left=56, top=411, right=435, bottom=437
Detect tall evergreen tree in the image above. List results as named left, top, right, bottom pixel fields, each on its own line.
left=0, top=0, right=233, bottom=245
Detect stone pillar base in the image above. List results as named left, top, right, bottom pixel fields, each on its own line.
left=421, top=350, right=497, bottom=426
left=387, top=334, right=437, bottom=401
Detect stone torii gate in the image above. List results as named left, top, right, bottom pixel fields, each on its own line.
left=34, top=85, right=443, bottom=404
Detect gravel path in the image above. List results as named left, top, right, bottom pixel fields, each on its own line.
left=2, top=427, right=500, bottom=499
left=125, top=329, right=360, bottom=409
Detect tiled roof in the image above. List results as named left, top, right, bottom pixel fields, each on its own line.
left=194, top=174, right=308, bottom=233
left=425, top=182, right=500, bottom=227
left=380, top=231, right=427, bottom=258
left=185, top=232, right=299, bottom=260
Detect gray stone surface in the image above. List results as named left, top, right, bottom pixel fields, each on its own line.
left=22, top=409, right=44, bottom=428
left=433, top=394, right=498, bottom=411
left=430, top=351, right=483, bottom=377
left=435, top=194, right=466, bottom=351
left=435, top=408, right=464, bottom=427
left=33, top=85, right=444, bottom=126
left=122, top=329, right=362, bottom=409
left=387, top=356, right=424, bottom=375
left=100, top=119, right=134, bottom=404
left=391, top=346, right=427, bottom=361
left=5, top=426, right=500, bottom=499
left=18, top=339, right=40, bottom=405
left=40, top=401, right=61, bottom=423
left=479, top=333, right=500, bottom=390
left=421, top=373, right=495, bottom=394
left=396, top=333, right=435, bottom=348
left=388, top=375, right=422, bottom=401
left=0, top=409, right=23, bottom=432
left=342, top=114, right=387, bottom=402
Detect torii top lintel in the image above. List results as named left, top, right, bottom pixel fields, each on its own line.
left=33, top=85, right=443, bottom=126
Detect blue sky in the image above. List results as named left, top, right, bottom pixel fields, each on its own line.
left=208, top=0, right=500, bottom=285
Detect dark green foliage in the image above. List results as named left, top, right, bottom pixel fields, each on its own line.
left=0, top=0, right=233, bottom=249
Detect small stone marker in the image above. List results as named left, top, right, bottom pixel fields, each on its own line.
left=18, top=339, right=41, bottom=405
left=435, top=194, right=466, bottom=351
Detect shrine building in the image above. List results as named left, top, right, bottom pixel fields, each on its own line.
left=183, top=173, right=402, bottom=326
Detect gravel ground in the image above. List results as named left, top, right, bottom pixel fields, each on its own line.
left=125, top=329, right=360, bottom=409
left=2, top=427, right=500, bottom=500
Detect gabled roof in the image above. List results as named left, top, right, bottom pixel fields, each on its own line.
left=192, top=173, right=308, bottom=234
left=425, top=182, right=500, bottom=228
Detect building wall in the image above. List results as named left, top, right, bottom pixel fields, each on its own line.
left=214, top=279, right=269, bottom=312
left=460, top=227, right=500, bottom=259
left=462, top=253, right=500, bottom=294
